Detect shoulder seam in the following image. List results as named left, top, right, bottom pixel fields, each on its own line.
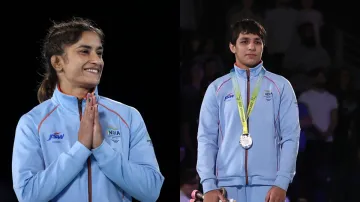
left=37, top=104, right=60, bottom=134
left=99, top=103, right=130, bottom=129
left=216, top=77, right=232, bottom=95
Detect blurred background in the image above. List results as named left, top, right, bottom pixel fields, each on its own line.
left=180, top=0, right=360, bottom=201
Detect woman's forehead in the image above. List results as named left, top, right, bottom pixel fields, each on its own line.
left=72, top=31, right=103, bottom=49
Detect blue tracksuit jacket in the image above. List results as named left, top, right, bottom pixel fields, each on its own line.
left=197, top=62, right=300, bottom=193
left=12, top=86, right=164, bottom=202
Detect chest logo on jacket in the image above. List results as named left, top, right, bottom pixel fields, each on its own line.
left=224, top=93, right=234, bottom=101
left=47, top=132, right=65, bottom=143
left=107, top=127, right=121, bottom=143
left=264, top=90, right=273, bottom=101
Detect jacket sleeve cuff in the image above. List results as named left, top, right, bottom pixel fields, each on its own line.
left=202, top=179, right=219, bottom=194
left=274, top=175, right=291, bottom=191
left=92, top=140, right=116, bottom=164
left=68, top=141, right=92, bottom=164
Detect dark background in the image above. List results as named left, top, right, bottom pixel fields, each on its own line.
left=0, top=4, right=177, bottom=202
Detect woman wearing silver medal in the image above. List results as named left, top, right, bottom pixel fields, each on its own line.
left=197, top=19, right=300, bottom=202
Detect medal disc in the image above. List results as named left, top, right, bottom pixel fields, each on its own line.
left=240, top=134, right=253, bottom=149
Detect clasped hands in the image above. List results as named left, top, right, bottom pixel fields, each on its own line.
left=78, top=93, right=104, bottom=150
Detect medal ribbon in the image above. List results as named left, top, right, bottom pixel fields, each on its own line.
left=230, top=68, right=265, bottom=135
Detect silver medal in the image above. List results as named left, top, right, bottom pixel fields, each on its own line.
left=240, top=134, right=253, bottom=149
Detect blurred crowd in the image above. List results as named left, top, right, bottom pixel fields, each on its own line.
left=180, top=0, right=360, bottom=201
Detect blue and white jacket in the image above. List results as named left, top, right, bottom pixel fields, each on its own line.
left=197, top=62, right=300, bottom=193
left=12, top=86, right=164, bottom=202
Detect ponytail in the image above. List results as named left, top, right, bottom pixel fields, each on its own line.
left=37, top=72, right=57, bottom=103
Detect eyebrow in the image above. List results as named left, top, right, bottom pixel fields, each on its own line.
left=239, top=37, right=262, bottom=41
left=77, top=44, right=103, bottom=50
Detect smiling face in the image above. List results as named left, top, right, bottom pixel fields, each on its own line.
left=229, top=33, right=264, bottom=68
left=52, top=31, right=104, bottom=91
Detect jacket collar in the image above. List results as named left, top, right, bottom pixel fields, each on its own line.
left=51, top=85, right=100, bottom=114
left=233, top=61, right=265, bottom=79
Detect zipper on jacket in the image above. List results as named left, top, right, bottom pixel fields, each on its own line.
left=245, top=70, right=250, bottom=185
left=78, top=99, right=92, bottom=202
